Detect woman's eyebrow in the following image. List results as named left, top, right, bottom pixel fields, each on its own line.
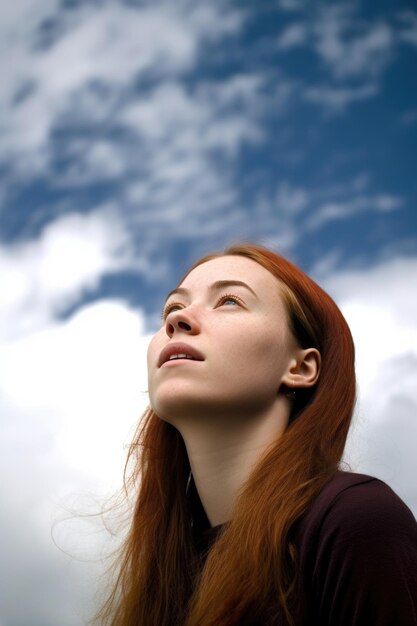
left=210, top=280, right=258, bottom=298
left=164, top=280, right=258, bottom=305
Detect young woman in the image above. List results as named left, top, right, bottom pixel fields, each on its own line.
left=97, top=243, right=417, bottom=626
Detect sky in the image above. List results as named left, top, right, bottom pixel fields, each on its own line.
left=0, top=0, right=417, bottom=624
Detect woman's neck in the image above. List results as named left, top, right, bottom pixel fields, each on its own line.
left=177, top=399, right=290, bottom=527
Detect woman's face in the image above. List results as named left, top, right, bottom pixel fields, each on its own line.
left=147, top=255, right=300, bottom=422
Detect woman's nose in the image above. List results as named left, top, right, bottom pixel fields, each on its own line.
left=166, top=308, right=200, bottom=337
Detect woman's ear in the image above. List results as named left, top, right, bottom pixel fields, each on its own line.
left=283, top=348, right=321, bottom=389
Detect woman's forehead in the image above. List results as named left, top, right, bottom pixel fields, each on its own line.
left=179, top=255, right=282, bottom=294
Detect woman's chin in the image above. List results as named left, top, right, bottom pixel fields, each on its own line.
left=150, top=392, right=207, bottom=422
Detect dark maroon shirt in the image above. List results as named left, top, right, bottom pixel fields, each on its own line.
left=189, top=471, right=417, bottom=625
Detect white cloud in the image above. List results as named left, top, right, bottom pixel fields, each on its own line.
left=121, top=76, right=267, bottom=157
left=0, top=2, right=268, bottom=252
left=275, top=182, right=309, bottom=214
left=277, top=0, right=304, bottom=11
left=0, top=203, right=149, bottom=625
left=43, top=9, right=193, bottom=85
left=277, top=22, right=307, bottom=50
left=313, top=6, right=394, bottom=80
left=0, top=4, right=195, bottom=166
left=115, top=75, right=279, bottom=239
left=321, top=256, right=417, bottom=515
left=282, top=6, right=407, bottom=114
left=354, top=356, right=417, bottom=512
left=0, top=210, right=134, bottom=340
left=122, top=82, right=205, bottom=142
left=0, top=299, right=150, bottom=626
left=0, top=1, right=244, bottom=175
left=276, top=5, right=399, bottom=113
left=51, top=139, right=128, bottom=186
left=1, top=300, right=148, bottom=486
left=310, top=249, right=342, bottom=278
left=304, top=83, right=378, bottom=112
left=397, top=10, right=417, bottom=47
left=306, top=192, right=403, bottom=230
left=182, top=2, right=245, bottom=41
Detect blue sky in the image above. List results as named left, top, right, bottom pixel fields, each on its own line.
left=2, top=0, right=417, bottom=324
left=1, top=2, right=417, bottom=625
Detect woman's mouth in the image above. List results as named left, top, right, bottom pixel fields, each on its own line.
left=158, top=342, right=205, bottom=367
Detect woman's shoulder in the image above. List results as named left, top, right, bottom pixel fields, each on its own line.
left=295, top=473, right=417, bottom=625
left=318, top=470, right=414, bottom=521
left=297, top=470, right=417, bottom=553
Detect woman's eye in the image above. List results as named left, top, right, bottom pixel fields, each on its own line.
left=161, top=294, right=243, bottom=320
left=216, top=293, right=243, bottom=307
left=161, top=303, right=183, bottom=320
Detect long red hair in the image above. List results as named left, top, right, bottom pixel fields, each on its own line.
left=94, top=244, right=356, bottom=626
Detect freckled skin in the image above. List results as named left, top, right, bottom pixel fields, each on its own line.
left=147, top=256, right=300, bottom=425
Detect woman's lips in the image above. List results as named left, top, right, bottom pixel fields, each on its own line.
left=158, top=342, right=205, bottom=367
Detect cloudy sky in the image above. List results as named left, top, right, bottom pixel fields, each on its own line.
left=1, top=1, right=416, bottom=624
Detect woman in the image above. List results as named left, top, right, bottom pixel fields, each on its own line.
left=97, top=243, right=417, bottom=626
